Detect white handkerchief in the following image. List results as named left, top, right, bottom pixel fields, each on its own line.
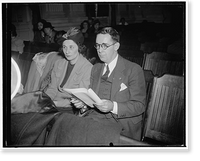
left=120, top=83, right=127, bottom=91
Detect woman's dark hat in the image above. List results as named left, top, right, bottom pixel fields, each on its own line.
left=43, top=22, right=54, bottom=29
left=57, top=27, right=84, bottom=46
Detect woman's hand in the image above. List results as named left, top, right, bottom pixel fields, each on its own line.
left=70, top=98, right=86, bottom=109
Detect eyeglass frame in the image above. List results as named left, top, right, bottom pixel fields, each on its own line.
left=94, top=42, right=117, bottom=50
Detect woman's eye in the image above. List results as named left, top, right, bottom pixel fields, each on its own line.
left=70, top=45, right=74, bottom=49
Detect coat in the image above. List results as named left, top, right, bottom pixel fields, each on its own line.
left=89, top=55, right=146, bottom=140
left=45, top=54, right=93, bottom=101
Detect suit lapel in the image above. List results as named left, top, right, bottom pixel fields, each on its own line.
left=111, top=56, right=125, bottom=100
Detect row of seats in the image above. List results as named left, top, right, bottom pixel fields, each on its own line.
left=121, top=51, right=184, bottom=77
left=121, top=71, right=185, bottom=146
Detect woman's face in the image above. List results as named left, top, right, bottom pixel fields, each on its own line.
left=38, top=22, right=43, bottom=30
left=83, top=22, right=88, bottom=29
left=94, top=23, right=99, bottom=30
left=62, top=40, right=79, bottom=63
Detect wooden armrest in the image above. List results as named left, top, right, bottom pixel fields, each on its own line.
left=118, top=135, right=150, bottom=146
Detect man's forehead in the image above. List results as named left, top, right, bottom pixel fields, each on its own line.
left=96, top=34, right=112, bottom=43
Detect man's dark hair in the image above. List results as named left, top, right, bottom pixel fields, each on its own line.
left=97, top=27, right=120, bottom=43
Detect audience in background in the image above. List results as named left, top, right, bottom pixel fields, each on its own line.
left=54, top=30, right=67, bottom=45
left=80, top=20, right=90, bottom=39
left=90, top=19, right=101, bottom=36
left=33, top=19, right=47, bottom=43
left=86, top=19, right=102, bottom=63
left=88, top=17, right=94, bottom=29
left=43, top=22, right=57, bottom=44
left=118, top=17, right=128, bottom=26
left=11, top=24, right=24, bottom=54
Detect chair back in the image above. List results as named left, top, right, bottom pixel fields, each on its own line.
left=141, top=70, right=155, bottom=140
left=121, top=50, right=145, bottom=67
left=144, top=74, right=185, bottom=145
left=143, top=51, right=184, bottom=76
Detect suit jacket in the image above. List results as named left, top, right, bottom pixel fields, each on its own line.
left=89, top=55, right=146, bottom=140
left=46, top=54, right=93, bottom=101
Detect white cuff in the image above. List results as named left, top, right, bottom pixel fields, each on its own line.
left=111, top=101, right=118, bottom=114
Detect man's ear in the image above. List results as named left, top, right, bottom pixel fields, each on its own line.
left=114, top=42, right=120, bottom=51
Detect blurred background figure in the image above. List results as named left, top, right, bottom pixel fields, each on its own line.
left=11, top=24, right=24, bottom=54
left=80, top=20, right=90, bottom=39
left=118, top=17, right=128, bottom=26
left=88, top=17, right=94, bottom=29
left=43, top=22, right=57, bottom=44
left=33, top=19, right=47, bottom=43
left=54, top=30, right=67, bottom=45
left=90, top=19, right=101, bottom=35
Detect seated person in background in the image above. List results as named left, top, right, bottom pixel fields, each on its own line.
left=118, top=17, right=129, bottom=26
left=43, top=22, right=57, bottom=44
left=80, top=20, right=90, bottom=39
left=71, top=27, right=146, bottom=141
left=90, top=19, right=101, bottom=37
left=54, top=30, right=66, bottom=45
left=11, top=24, right=24, bottom=54
left=87, top=19, right=102, bottom=64
left=33, top=19, right=47, bottom=43
left=45, top=27, right=93, bottom=110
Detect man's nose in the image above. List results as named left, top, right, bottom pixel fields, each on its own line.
left=99, top=47, right=103, bottom=52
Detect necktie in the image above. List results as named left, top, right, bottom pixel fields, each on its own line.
left=101, top=65, right=110, bottom=80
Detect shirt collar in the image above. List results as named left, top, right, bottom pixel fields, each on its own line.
left=104, top=54, right=118, bottom=76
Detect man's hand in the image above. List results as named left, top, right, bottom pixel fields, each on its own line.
left=94, top=99, right=114, bottom=113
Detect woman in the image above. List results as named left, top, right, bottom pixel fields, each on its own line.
left=11, top=24, right=24, bottom=54
left=33, top=19, right=47, bottom=43
left=80, top=20, right=90, bottom=39
left=45, top=27, right=93, bottom=109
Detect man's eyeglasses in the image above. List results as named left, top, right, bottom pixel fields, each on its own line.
left=94, top=43, right=116, bottom=50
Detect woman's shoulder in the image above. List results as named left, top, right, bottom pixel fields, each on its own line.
left=81, top=55, right=93, bottom=67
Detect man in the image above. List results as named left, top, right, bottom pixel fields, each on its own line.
left=72, top=27, right=146, bottom=141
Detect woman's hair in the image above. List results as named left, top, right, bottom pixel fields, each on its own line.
left=80, top=20, right=90, bottom=30
left=97, top=27, right=120, bottom=43
left=38, top=19, right=47, bottom=25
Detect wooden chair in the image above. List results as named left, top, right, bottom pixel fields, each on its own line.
left=143, top=51, right=184, bottom=77
left=143, top=74, right=185, bottom=145
left=141, top=70, right=155, bottom=141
